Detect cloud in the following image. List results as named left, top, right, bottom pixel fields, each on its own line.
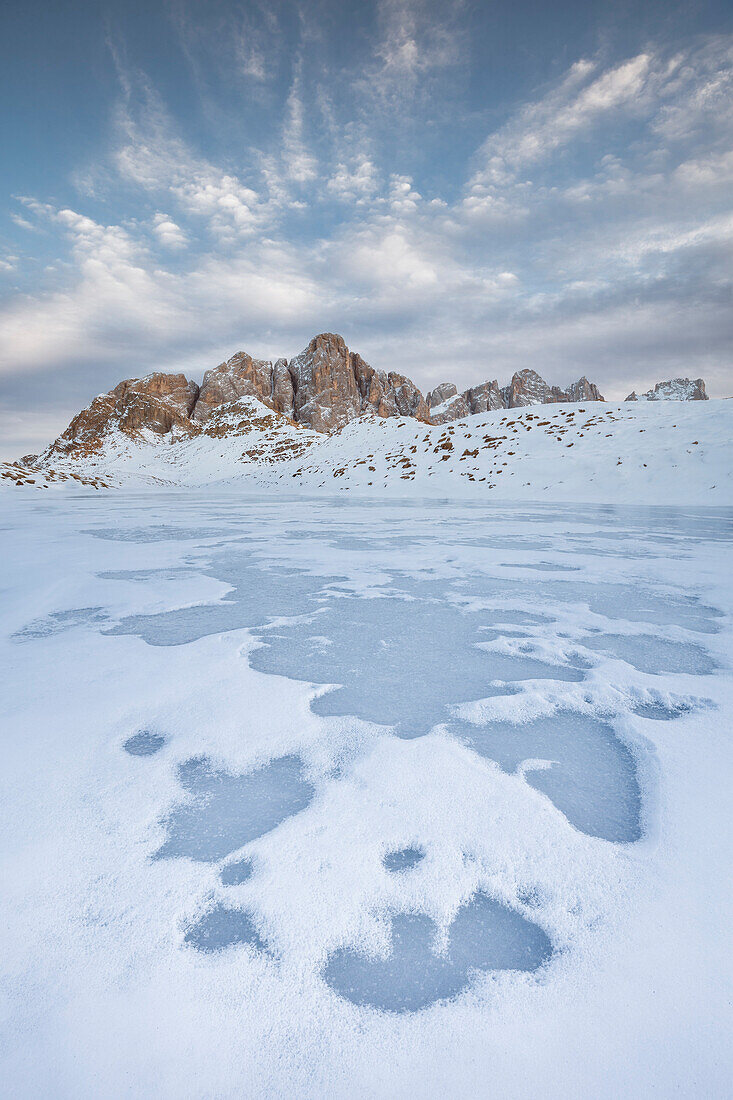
left=2, top=29, right=732, bottom=459
left=467, top=53, right=652, bottom=197
left=327, top=157, right=380, bottom=203
left=113, top=98, right=268, bottom=239
left=152, top=214, right=187, bottom=249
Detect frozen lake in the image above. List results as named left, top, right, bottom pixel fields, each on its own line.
left=1, top=495, right=731, bottom=1097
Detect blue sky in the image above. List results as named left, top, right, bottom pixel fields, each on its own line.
left=1, top=0, right=732, bottom=455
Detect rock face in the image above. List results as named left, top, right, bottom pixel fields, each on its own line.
left=193, top=353, right=275, bottom=422
left=626, top=379, right=708, bottom=402
left=192, top=334, right=431, bottom=434
left=566, top=377, right=604, bottom=402
left=428, top=383, right=458, bottom=409
left=272, top=358, right=295, bottom=417
left=39, top=332, right=610, bottom=462
left=355, top=357, right=430, bottom=423
left=428, top=371, right=601, bottom=422
left=288, top=333, right=363, bottom=432
left=466, top=380, right=505, bottom=414
left=501, top=369, right=554, bottom=408
left=46, top=373, right=200, bottom=458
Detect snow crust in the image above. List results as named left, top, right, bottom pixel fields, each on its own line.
left=1, top=495, right=732, bottom=1097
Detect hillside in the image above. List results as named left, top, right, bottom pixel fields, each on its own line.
left=6, top=395, right=730, bottom=505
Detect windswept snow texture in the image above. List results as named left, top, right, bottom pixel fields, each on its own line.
left=1, top=496, right=732, bottom=1098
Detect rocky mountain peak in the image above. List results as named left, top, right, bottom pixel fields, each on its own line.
left=45, top=372, right=200, bottom=459
left=288, top=332, right=362, bottom=432
left=427, top=383, right=458, bottom=409
left=39, top=333, right=613, bottom=463
left=626, top=378, right=708, bottom=402
left=193, top=352, right=275, bottom=423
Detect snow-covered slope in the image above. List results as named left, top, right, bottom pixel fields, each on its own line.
left=17, top=396, right=733, bottom=506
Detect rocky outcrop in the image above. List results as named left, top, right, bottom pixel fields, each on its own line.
left=501, top=369, right=605, bottom=410
left=191, top=334, right=430, bottom=433
left=565, top=377, right=604, bottom=402
left=466, top=380, right=504, bottom=414
left=46, top=373, right=200, bottom=458
left=428, top=383, right=458, bottom=409
left=272, top=358, right=295, bottom=417
left=355, top=355, right=430, bottom=422
left=427, top=371, right=602, bottom=423
left=288, top=333, right=363, bottom=432
left=39, top=333, right=610, bottom=461
left=626, top=379, right=708, bottom=402
left=193, top=353, right=275, bottom=422
left=501, top=369, right=553, bottom=408
left=427, top=380, right=504, bottom=424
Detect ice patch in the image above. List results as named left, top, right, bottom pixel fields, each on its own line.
left=184, top=905, right=267, bottom=954
left=383, top=847, right=425, bottom=873
left=583, top=633, right=715, bottom=675
left=323, top=891, right=552, bottom=1013
left=123, top=730, right=166, bottom=756
left=455, top=712, right=642, bottom=842
left=12, top=606, right=106, bottom=640
left=154, top=755, right=315, bottom=863
left=251, top=593, right=585, bottom=739
left=220, top=859, right=255, bottom=885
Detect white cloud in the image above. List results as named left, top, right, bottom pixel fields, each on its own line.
left=10, top=213, right=38, bottom=232
left=282, top=67, right=318, bottom=184
left=152, top=214, right=187, bottom=249
left=674, top=148, right=733, bottom=186
left=1, top=30, right=731, bottom=437
left=112, top=94, right=268, bottom=239
left=468, top=53, right=651, bottom=197
left=327, top=157, right=380, bottom=203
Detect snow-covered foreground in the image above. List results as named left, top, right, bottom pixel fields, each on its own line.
left=1, top=494, right=732, bottom=1098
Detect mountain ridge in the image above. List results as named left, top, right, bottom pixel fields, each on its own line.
left=42, top=331, right=608, bottom=462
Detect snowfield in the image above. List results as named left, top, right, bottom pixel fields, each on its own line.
left=1, top=489, right=731, bottom=1098
left=4, top=397, right=731, bottom=505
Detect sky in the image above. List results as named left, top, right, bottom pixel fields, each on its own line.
left=0, top=0, right=732, bottom=456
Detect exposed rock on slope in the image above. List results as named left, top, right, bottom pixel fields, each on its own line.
left=428, top=371, right=601, bottom=423
left=46, top=373, right=200, bottom=459
left=626, top=379, right=708, bottom=402
left=193, top=353, right=276, bottom=422
left=188, top=333, right=430, bottom=433
left=499, top=369, right=604, bottom=409
left=19, top=397, right=727, bottom=510
left=428, top=380, right=505, bottom=424
left=38, top=331, right=612, bottom=465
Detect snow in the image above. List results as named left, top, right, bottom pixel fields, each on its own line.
left=9, top=396, right=731, bottom=506
left=1, top=494, right=732, bottom=1097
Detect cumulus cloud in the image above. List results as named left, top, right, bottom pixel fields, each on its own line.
left=327, top=156, right=380, bottom=203
left=152, top=213, right=187, bottom=249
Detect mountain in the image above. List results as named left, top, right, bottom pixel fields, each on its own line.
left=626, top=378, right=708, bottom=402
left=44, top=331, right=606, bottom=464
left=8, top=331, right=723, bottom=503
left=6, top=388, right=726, bottom=507
left=426, top=370, right=603, bottom=424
